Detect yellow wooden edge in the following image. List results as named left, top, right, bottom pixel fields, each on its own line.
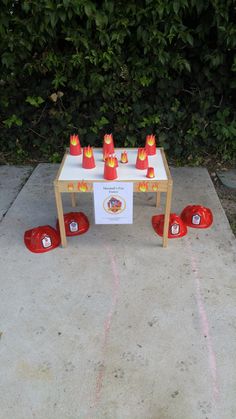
left=55, top=151, right=68, bottom=182
left=58, top=180, right=168, bottom=193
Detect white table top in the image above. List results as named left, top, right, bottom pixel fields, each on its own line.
left=59, top=148, right=168, bottom=181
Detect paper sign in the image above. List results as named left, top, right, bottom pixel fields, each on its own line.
left=93, top=182, right=133, bottom=224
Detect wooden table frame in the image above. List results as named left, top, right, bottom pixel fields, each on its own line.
left=54, top=148, right=173, bottom=248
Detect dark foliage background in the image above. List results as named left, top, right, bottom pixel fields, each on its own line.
left=0, top=0, right=236, bottom=163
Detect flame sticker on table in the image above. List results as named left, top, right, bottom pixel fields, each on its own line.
left=67, top=183, right=74, bottom=192
left=137, top=181, right=149, bottom=192
left=77, top=181, right=89, bottom=192
left=152, top=183, right=159, bottom=191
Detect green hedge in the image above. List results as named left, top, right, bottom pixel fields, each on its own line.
left=1, top=0, right=236, bottom=162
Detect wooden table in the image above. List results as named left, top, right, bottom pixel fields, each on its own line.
left=54, top=148, right=173, bottom=247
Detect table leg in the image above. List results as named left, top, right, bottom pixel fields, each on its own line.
left=54, top=184, right=67, bottom=247
left=156, top=191, right=161, bottom=208
left=162, top=181, right=173, bottom=248
left=71, top=192, right=77, bottom=208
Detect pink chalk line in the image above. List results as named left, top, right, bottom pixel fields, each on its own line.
left=90, top=244, right=120, bottom=414
left=187, top=237, right=220, bottom=404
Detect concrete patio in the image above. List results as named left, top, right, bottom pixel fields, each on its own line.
left=0, top=164, right=235, bottom=419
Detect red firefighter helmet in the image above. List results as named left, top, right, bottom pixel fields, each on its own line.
left=152, top=213, right=188, bottom=238
left=180, top=205, right=213, bottom=228
left=56, top=212, right=89, bottom=236
left=24, top=225, right=60, bottom=253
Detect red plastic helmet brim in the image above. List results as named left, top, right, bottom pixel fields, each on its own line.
left=152, top=214, right=187, bottom=238
left=56, top=212, right=90, bottom=237
left=24, top=225, right=61, bottom=253
left=180, top=205, right=213, bottom=228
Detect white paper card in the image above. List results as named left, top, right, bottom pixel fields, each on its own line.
left=93, top=182, right=133, bottom=224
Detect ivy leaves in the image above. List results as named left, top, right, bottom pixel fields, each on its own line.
left=0, top=0, right=235, bottom=162
left=26, top=96, right=45, bottom=108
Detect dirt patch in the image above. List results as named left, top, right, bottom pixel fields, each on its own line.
left=210, top=172, right=236, bottom=236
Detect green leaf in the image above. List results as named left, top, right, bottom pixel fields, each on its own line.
left=1, top=52, right=15, bottom=68
left=173, top=1, right=180, bottom=14
left=186, top=33, right=193, bottom=46
left=22, top=2, right=30, bottom=13
left=52, top=74, right=67, bottom=88
left=99, top=116, right=109, bottom=125
left=84, top=3, right=95, bottom=17
left=50, top=13, right=58, bottom=28
left=26, top=96, right=45, bottom=107
left=95, top=13, right=108, bottom=27
left=3, top=114, right=23, bottom=128
left=63, top=0, right=70, bottom=7
left=184, top=61, right=191, bottom=72
left=157, top=4, right=164, bottom=18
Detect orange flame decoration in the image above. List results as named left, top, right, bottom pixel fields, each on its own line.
left=68, top=183, right=74, bottom=192
left=106, top=156, right=116, bottom=168
left=84, top=145, right=93, bottom=158
left=103, top=152, right=110, bottom=161
left=152, top=183, right=158, bottom=191
left=147, top=167, right=155, bottom=178
left=138, top=148, right=147, bottom=161
left=121, top=151, right=128, bottom=163
left=77, top=181, right=88, bottom=192
left=104, top=134, right=113, bottom=144
left=146, top=134, right=155, bottom=146
left=70, top=134, right=79, bottom=146
left=137, top=182, right=149, bottom=192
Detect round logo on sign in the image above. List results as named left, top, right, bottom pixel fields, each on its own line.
left=103, top=195, right=126, bottom=215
